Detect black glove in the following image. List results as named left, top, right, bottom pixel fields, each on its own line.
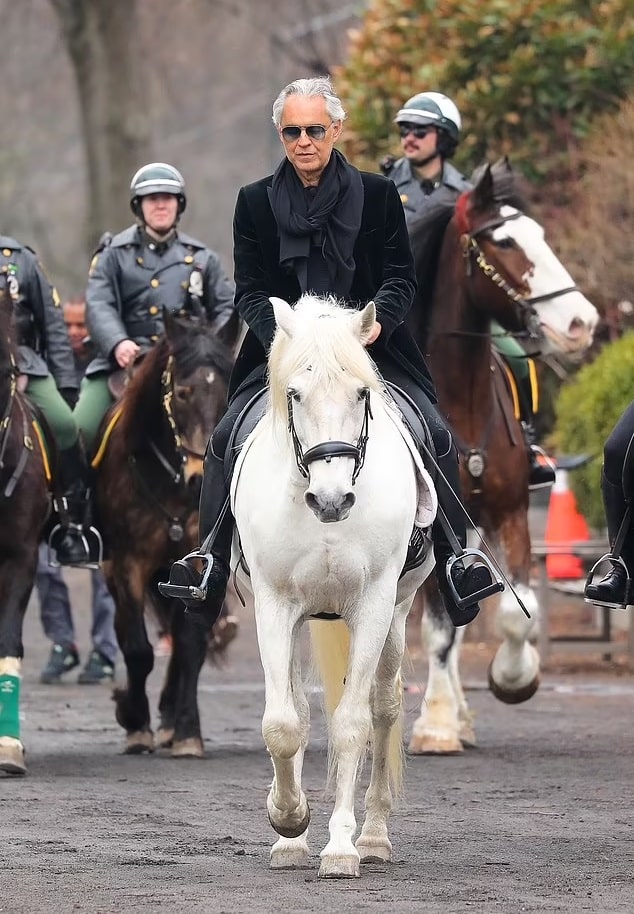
left=60, top=388, right=78, bottom=410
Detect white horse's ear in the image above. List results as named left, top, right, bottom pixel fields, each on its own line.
left=355, top=300, right=377, bottom=342
left=270, top=297, right=296, bottom=338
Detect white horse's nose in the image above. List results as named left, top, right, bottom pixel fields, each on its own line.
left=305, top=489, right=356, bottom=522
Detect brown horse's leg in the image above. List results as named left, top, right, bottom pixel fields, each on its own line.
left=167, top=603, right=207, bottom=758
left=409, top=580, right=464, bottom=755
left=108, top=561, right=156, bottom=753
left=488, top=512, right=540, bottom=704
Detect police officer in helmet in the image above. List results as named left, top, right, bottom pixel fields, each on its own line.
left=62, top=162, right=236, bottom=567
left=383, top=91, right=555, bottom=490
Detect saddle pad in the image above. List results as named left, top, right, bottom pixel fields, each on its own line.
left=381, top=393, right=437, bottom=530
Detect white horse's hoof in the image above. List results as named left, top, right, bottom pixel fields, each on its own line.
left=356, top=837, right=392, bottom=863
left=170, top=737, right=204, bottom=758
left=124, top=730, right=155, bottom=754
left=267, top=798, right=310, bottom=838
left=458, top=720, right=477, bottom=748
left=270, top=836, right=310, bottom=869
left=319, top=853, right=360, bottom=878
left=0, top=737, right=26, bottom=775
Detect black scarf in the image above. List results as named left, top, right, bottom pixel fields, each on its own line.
left=269, top=148, right=364, bottom=297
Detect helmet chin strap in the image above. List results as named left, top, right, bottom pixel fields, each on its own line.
left=142, top=223, right=178, bottom=243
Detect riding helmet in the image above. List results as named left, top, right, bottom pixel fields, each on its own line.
left=129, top=162, right=187, bottom=217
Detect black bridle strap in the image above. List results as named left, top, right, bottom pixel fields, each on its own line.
left=524, top=286, right=579, bottom=305
left=302, top=441, right=361, bottom=465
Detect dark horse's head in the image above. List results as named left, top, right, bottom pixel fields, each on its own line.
left=118, top=310, right=240, bottom=481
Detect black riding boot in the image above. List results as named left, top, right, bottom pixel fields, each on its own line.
left=161, top=447, right=231, bottom=627
left=51, top=441, right=95, bottom=567
left=433, top=449, right=496, bottom=627
left=585, top=472, right=634, bottom=607
left=517, top=375, right=555, bottom=490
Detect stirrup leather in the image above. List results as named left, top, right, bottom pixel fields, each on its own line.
left=158, top=551, right=216, bottom=603
left=445, top=549, right=504, bottom=609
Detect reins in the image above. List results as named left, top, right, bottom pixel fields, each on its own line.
left=0, top=343, right=36, bottom=498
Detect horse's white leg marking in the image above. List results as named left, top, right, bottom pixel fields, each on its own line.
left=319, top=588, right=395, bottom=879
left=489, top=583, right=540, bottom=703
left=447, top=625, right=476, bottom=746
left=409, top=594, right=462, bottom=755
left=356, top=599, right=411, bottom=864
left=255, top=591, right=310, bottom=842
left=0, top=657, right=25, bottom=775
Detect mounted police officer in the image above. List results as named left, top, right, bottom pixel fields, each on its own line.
left=382, top=91, right=555, bottom=490
left=62, top=162, right=236, bottom=568
left=0, top=237, right=90, bottom=564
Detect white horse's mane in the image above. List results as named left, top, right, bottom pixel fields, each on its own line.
left=267, top=294, right=383, bottom=421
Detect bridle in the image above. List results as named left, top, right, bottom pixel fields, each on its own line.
left=286, top=386, right=373, bottom=484
left=460, top=209, right=580, bottom=337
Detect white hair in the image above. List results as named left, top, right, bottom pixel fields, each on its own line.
left=271, top=76, right=347, bottom=126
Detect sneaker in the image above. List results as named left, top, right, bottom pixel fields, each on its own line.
left=77, top=649, right=115, bottom=684
left=40, top=643, right=80, bottom=684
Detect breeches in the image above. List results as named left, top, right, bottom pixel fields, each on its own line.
left=27, top=375, right=78, bottom=450
left=604, top=401, right=634, bottom=488
left=74, top=375, right=115, bottom=451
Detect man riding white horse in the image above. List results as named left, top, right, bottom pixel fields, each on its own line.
left=163, top=76, right=501, bottom=628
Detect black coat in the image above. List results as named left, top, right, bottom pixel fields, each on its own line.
left=229, top=168, right=437, bottom=403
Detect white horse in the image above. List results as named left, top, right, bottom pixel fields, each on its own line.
left=230, top=293, right=437, bottom=877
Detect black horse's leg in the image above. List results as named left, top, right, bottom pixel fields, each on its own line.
left=0, top=546, right=39, bottom=775
left=169, top=605, right=207, bottom=757
left=108, top=564, right=155, bottom=754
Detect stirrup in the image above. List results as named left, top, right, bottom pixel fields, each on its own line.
left=158, top=552, right=215, bottom=603
left=528, top=446, right=557, bottom=490
left=584, top=554, right=632, bottom=611
left=445, top=549, right=504, bottom=609
left=48, top=523, right=103, bottom=570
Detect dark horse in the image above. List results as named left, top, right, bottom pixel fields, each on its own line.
left=94, top=312, right=238, bottom=756
left=0, top=292, right=50, bottom=775
left=406, top=159, right=598, bottom=753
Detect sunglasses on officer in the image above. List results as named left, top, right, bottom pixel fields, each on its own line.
left=398, top=123, right=436, bottom=139
left=280, top=124, right=332, bottom=142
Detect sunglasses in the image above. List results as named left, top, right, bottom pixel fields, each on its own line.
left=398, top=123, right=436, bottom=139
left=280, top=124, right=331, bottom=142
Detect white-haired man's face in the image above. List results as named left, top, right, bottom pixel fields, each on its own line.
left=278, top=95, right=342, bottom=187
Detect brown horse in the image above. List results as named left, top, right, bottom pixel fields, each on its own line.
left=0, top=292, right=50, bottom=775
left=406, top=159, right=598, bottom=753
left=94, top=312, right=238, bottom=756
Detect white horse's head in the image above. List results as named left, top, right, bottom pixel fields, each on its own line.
left=268, top=294, right=380, bottom=523
left=492, top=205, right=598, bottom=357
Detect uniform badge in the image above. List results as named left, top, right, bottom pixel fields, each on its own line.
left=188, top=268, right=203, bottom=299
left=400, top=193, right=409, bottom=204
left=7, top=264, right=19, bottom=301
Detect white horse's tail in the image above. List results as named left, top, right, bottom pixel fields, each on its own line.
left=309, top=618, right=405, bottom=796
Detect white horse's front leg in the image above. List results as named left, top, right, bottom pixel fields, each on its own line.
left=489, top=583, right=540, bottom=703
left=356, top=600, right=411, bottom=865
left=255, top=592, right=310, bottom=844
left=319, top=595, right=394, bottom=879
left=409, top=585, right=463, bottom=754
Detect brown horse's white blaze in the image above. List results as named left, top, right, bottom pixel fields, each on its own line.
left=406, top=159, right=598, bottom=753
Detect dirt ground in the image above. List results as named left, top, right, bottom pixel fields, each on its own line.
left=2, top=560, right=633, bottom=914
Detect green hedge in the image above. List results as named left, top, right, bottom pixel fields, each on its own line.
left=553, top=333, right=634, bottom=528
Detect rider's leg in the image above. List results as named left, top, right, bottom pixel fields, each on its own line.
left=377, top=360, right=495, bottom=626
left=73, top=375, right=116, bottom=453
left=165, top=381, right=264, bottom=625
left=27, top=375, right=95, bottom=566
left=492, top=325, right=555, bottom=490
left=585, top=405, right=634, bottom=606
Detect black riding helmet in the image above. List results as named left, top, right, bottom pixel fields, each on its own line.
left=129, top=162, right=187, bottom=218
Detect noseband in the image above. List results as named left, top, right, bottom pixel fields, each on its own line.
left=462, top=211, right=580, bottom=336
left=286, top=386, right=373, bottom=484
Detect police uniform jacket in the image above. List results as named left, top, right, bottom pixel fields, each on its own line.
left=85, top=225, right=236, bottom=376
left=229, top=169, right=437, bottom=404
left=385, top=158, right=471, bottom=226
left=0, top=236, right=77, bottom=390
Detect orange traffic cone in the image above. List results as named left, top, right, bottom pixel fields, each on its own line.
left=545, top=469, right=590, bottom=580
